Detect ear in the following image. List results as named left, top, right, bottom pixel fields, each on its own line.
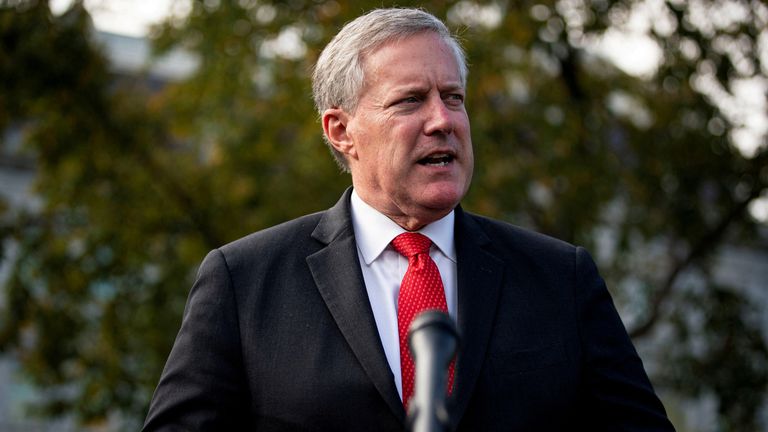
left=322, top=108, right=358, bottom=160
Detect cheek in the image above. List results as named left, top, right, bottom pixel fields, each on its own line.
left=455, top=114, right=471, bottom=135
left=370, top=120, right=417, bottom=172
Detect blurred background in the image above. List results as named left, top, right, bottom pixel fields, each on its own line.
left=1, top=0, right=766, bottom=430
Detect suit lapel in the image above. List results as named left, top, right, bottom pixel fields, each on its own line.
left=305, top=192, right=504, bottom=425
left=451, top=207, right=505, bottom=427
left=306, top=189, right=406, bottom=422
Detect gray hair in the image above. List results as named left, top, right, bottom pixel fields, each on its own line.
left=311, top=8, right=468, bottom=171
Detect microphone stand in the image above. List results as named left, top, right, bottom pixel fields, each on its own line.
left=406, top=310, right=459, bottom=432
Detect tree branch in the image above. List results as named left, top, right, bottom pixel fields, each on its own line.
left=629, top=150, right=768, bottom=338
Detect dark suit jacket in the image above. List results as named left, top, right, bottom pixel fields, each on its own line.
left=143, top=188, right=674, bottom=431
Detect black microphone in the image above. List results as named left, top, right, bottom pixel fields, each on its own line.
left=406, top=310, right=459, bottom=432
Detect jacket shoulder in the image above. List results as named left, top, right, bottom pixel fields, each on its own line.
left=215, top=211, right=326, bottom=269
left=463, top=211, right=578, bottom=258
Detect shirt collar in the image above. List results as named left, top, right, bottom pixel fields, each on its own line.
left=350, top=189, right=456, bottom=265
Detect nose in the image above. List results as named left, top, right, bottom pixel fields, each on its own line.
left=423, top=96, right=454, bottom=136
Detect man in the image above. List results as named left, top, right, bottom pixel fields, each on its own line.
left=144, top=8, right=675, bottom=431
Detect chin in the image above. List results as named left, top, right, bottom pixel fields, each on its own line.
left=416, top=188, right=464, bottom=213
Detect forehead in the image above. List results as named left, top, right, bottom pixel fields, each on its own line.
left=361, top=32, right=461, bottom=88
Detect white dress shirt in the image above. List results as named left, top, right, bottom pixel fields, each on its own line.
left=350, top=190, right=458, bottom=400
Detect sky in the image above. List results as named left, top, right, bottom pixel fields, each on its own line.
left=50, top=0, right=188, bottom=37
left=51, top=0, right=666, bottom=74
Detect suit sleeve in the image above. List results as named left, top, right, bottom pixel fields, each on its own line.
left=143, top=249, right=250, bottom=431
left=574, top=247, right=676, bottom=431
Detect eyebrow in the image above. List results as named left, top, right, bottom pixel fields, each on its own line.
left=388, top=81, right=464, bottom=97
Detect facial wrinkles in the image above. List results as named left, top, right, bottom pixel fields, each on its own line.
left=360, top=88, right=401, bottom=134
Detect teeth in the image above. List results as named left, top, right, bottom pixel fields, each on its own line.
left=420, top=153, right=453, bottom=165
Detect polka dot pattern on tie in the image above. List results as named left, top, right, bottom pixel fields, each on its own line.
left=392, top=232, right=454, bottom=412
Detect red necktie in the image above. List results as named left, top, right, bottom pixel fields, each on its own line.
left=392, top=232, right=454, bottom=411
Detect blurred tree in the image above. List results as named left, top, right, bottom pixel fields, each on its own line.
left=0, top=0, right=766, bottom=430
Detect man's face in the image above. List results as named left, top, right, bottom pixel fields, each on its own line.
left=340, top=32, right=473, bottom=230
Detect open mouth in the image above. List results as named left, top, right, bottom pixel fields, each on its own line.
left=418, top=153, right=454, bottom=167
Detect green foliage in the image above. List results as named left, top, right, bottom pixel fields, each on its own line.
left=664, top=285, right=768, bottom=431
left=1, top=0, right=766, bottom=430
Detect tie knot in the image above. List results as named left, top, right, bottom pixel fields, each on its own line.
left=392, top=232, right=432, bottom=258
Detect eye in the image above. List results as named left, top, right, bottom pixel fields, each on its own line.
left=444, top=93, right=465, bottom=105
left=389, top=95, right=422, bottom=109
